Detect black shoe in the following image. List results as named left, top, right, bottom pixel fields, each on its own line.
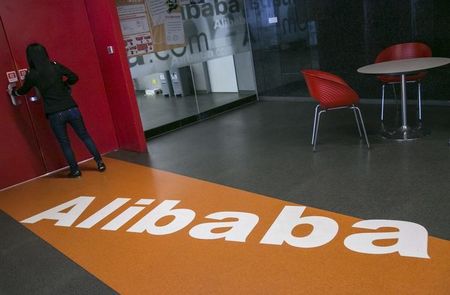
left=67, top=170, right=82, bottom=178
left=97, top=161, right=106, bottom=172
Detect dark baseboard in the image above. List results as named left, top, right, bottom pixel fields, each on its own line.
left=144, top=95, right=257, bottom=139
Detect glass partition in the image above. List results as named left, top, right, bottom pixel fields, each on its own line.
left=123, top=0, right=257, bottom=135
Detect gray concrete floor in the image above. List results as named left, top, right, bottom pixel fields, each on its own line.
left=0, top=211, right=117, bottom=295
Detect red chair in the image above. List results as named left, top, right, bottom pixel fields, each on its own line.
left=375, top=42, right=432, bottom=121
left=302, top=69, right=370, bottom=151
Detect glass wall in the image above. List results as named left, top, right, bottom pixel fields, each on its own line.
left=244, top=0, right=450, bottom=100
left=123, top=0, right=257, bottom=135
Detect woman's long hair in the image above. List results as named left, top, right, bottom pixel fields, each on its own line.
left=26, top=43, right=56, bottom=89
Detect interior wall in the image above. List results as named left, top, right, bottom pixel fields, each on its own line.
left=84, top=0, right=147, bottom=152
left=234, top=51, right=257, bottom=91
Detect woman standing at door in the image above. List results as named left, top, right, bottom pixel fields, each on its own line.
left=9, top=43, right=105, bottom=177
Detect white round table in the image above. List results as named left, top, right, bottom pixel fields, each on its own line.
left=358, top=57, right=450, bottom=140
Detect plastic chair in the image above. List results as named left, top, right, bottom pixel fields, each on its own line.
left=302, top=69, right=370, bottom=151
left=375, top=42, right=432, bottom=121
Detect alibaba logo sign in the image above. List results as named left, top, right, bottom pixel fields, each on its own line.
left=22, top=196, right=430, bottom=259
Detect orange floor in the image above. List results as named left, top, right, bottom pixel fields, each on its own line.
left=0, top=158, right=449, bottom=294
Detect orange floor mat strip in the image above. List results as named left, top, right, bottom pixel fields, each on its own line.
left=0, top=158, right=449, bottom=294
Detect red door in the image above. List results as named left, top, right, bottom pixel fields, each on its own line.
left=0, top=17, right=46, bottom=189
left=0, top=1, right=118, bottom=189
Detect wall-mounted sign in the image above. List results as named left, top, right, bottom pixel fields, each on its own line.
left=6, top=71, right=18, bottom=83
left=116, top=1, right=154, bottom=57
left=147, top=0, right=167, bottom=26
left=144, top=0, right=186, bottom=52
left=164, top=13, right=185, bottom=45
left=18, top=69, right=28, bottom=80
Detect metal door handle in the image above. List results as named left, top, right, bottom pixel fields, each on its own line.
left=7, top=82, right=21, bottom=106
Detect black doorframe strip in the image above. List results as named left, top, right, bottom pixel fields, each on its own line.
left=144, top=95, right=257, bottom=139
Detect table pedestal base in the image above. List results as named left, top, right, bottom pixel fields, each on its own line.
left=381, top=124, right=430, bottom=141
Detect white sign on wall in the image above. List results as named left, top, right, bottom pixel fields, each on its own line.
left=117, top=3, right=154, bottom=57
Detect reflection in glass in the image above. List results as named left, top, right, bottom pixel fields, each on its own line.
left=125, top=0, right=257, bottom=134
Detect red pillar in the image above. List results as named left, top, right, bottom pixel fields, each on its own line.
left=84, top=0, right=147, bottom=152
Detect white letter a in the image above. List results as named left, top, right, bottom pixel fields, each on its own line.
left=344, top=220, right=430, bottom=259
left=21, top=196, right=95, bottom=227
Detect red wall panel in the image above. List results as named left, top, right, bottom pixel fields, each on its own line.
left=0, top=18, right=46, bottom=188
left=0, top=0, right=119, bottom=171
left=84, top=0, right=147, bottom=152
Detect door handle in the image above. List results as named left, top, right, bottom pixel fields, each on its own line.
left=7, top=82, right=21, bottom=106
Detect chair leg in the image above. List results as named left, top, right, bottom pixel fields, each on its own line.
left=311, top=104, right=320, bottom=145
left=418, top=82, right=422, bottom=121
left=354, top=107, right=370, bottom=149
left=352, top=105, right=362, bottom=137
left=313, top=110, right=325, bottom=152
left=381, top=84, right=385, bottom=121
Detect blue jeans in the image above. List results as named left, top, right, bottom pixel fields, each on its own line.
left=48, top=107, right=101, bottom=173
